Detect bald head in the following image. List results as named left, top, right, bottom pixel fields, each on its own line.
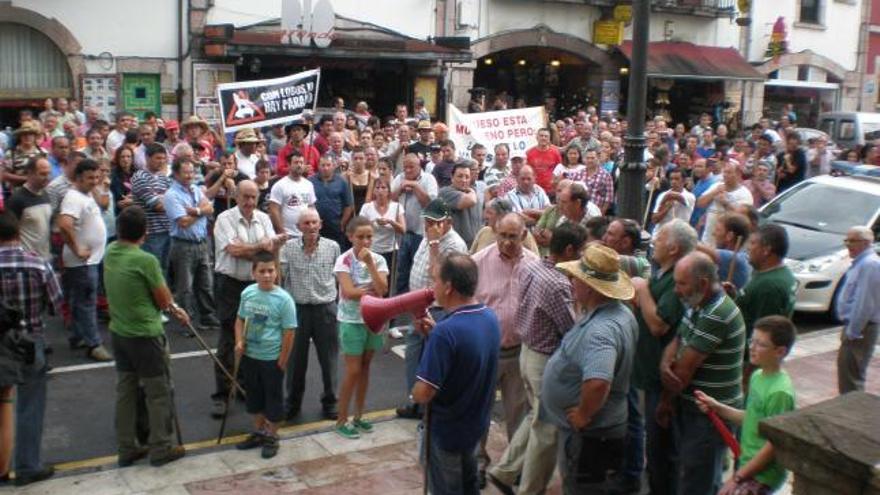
left=517, top=165, right=536, bottom=192
left=496, top=213, right=527, bottom=258
left=237, top=180, right=257, bottom=197
left=236, top=180, right=259, bottom=216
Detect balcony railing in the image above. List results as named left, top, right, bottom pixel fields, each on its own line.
left=553, top=0, right=737, bottom=18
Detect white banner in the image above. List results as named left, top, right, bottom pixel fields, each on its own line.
left=447, top=105, right=546, bottom=166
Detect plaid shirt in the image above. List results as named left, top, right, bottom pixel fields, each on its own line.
left=280, top=237, right=340, bottom=304
left=517, top=258, right=576, bottom=355
left=583, top=167, right=614, bottom=212
left=0, top=245, right=63, bottom=337
left=409, top=229, right=467, bottom=291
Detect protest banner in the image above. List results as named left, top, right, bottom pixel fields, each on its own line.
left=216, top=69, right=320, bottom=133
left=447, top=104, right=546, bottom=166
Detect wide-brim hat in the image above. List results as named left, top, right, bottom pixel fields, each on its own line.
left=556, top=243, right=634, bottom=300
left=417, top=120, right=432, bottom=131
left=181, top=115, right=209, bottom=132
left=14, top=121, right=42, bottom=137
left=284, top=120, right=308, bottom=134
left=235, top=128, right=262, bottom=144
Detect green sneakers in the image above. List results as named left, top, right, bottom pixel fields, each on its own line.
left=352, top=417, right=373, bottom=433
left=335, top=422, right=360, bottom=439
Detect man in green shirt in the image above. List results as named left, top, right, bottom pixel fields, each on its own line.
left=658, top=251, right=746, bottom=495
left=104, top=206, right=189, bottom=468
left=724, top=224, right=797, bottom=390
left=628, top=219, right=697, bottom=495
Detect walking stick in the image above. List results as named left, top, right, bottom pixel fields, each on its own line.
left=726, top=236, right=744, bottom=284
left=164, top=338, right=184, bottom=446
left=643, top=182, right=656, bottom=229
left=182, top=320, right=247, bottom=397
left=217, top=318, right=248, bottom=444
left=422, top=403, right=432, bottom=495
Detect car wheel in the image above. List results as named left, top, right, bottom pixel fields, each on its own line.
left=826, top=278, right=845, bottom=323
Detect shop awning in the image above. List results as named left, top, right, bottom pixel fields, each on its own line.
left=619, top=42, right=764, bottom=82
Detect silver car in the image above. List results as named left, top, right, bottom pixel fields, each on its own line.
left=760, top=174, right=880, bottom=316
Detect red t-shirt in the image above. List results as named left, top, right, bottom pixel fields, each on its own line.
left=526, top=146, right=562, bottom=194
left=276, top=142, right=321, bottom=177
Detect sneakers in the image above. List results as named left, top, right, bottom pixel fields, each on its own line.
left=118, top=447, right=149, bottom=468
left=88, top=345, right=113, bottom=362
left=261, top=435, right=279, bottom=459
left=236, top=432, right=265, bottom=450
left=13, top=467, right=55, bottom=486
left=352, top=417, right=373, bottom=433
left=149, top=446, right=186, bottom=467
left=335, top=422, right=360, bottom=440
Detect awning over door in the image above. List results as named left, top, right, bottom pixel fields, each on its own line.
left=0, top=22, right=72, bottom=99
left=619, top=41, right=764, bottom=82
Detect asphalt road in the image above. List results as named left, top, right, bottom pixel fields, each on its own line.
left=39, top=311, right=838, bottom=467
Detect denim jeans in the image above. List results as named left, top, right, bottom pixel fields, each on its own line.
left=622, top=385, right=646, bottom=481
left=169, top=240, right=218, bottom=327
left=395, top=232, right=422, bottom=295
left=419, top=424, right=480, bottom=495
left=62, top=264, right=102, bottom=347
left=141, top=231, right=170, bottom=279
left=557, top=428, right=625, bottom=495
left=673, top=401, right=728, bottom=495
left=645, top=387, right=678, bottom=495
left=15, top=339, right=47, bottom=477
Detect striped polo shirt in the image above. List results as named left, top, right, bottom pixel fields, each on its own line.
left=131, top=168, right=172, bottom=235
left=677, top=292, right=746, bottom=410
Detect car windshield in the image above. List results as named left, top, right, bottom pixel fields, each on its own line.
left=761, top=181, right=880, bottom=234
left=865, top=122, right=880, bottom=142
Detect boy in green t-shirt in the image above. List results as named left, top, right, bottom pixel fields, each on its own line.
left=234, top=251, right=297, bottom=459
left=695, top=315, right=797, bottom=494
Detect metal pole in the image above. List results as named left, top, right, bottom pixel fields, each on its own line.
left=619, top=0, right=651, bottom=223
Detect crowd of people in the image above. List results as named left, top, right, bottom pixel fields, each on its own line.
left=0, top=96, right=876, bottom=494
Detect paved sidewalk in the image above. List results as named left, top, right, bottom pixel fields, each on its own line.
left=2, top=327, right=876, bottom=495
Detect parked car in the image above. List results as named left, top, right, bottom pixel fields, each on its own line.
left=760, top=174, right=880, bottom=316
left=818, top=112, right=880, bottom=151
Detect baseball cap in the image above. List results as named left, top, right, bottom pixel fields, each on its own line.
left=421, top=198, right=451, bottom=221
left=164, top=119, right=180, bottom=131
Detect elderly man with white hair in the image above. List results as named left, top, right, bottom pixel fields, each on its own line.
left=836, top=225, right=880, bottom=393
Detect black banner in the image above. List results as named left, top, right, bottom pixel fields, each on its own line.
left=216, top=69, right=320, bottom=132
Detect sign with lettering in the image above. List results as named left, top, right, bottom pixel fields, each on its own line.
left=281, top=0, right=337, bottom=47
left=447, top=105, right=546, bottom=166
left=216, top=69, right=320, bottom=133
left=593, top=20, right=624, bottom=46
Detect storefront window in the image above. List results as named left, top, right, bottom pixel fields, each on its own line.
left=799, top=0, right=822, bottom=25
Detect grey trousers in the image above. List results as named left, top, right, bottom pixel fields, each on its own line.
left=169, top=240, right=219, bottom=327
left=838, top=323, right=878, bottom=394
left=286, top=302, right=339, bottom=409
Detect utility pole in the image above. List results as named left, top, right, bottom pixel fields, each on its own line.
left=619, top=0, right=650, bottom=223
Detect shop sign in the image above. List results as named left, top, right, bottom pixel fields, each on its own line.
left=613, top=5, right=632, bottom=24
left=593, top=20, right=624, bottom=46
left=447, top=104, right=547, bottom=166
left=216, top=69, right=320, bottom=133
left=281, top=0, right=337, bottom=48
left=600, top=80, right=621, bottom=115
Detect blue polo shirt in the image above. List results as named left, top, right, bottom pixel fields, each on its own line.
left=309, top=173, right=352, bottom=238
left=416, top=303, right=500, bottom=452
left=690, top=175, right=719, bottom=230
left=163, top=180, right=208, bottom=241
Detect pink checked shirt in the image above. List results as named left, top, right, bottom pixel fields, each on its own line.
left=472, top=243, right=539, bottom=348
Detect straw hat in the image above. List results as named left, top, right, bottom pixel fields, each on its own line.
left=234, top=128, right=262, bottom=144
left=181, top=115, right=209, bottom=132
left=556, top=243, right=634, bottom=300
left=14, top=121, right=42, bottom=137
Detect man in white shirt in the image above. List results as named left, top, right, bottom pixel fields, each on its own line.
left=106, top=112, right=136, bottom=154
left=651, top=168, right=695, bottom=238
left=268, top=150, right=317, bottom=237
left=233, top=128, right=262, bottom=179
left=57, top=159, right=112, bottom=361
left=696, top=161, right=753, bottom=243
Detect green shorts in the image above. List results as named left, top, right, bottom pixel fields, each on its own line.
left=339, top=322, right=384, bottom=355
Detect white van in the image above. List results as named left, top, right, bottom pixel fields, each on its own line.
left=818, top=112, right=880, bottom=150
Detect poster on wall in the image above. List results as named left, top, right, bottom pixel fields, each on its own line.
left=216, top=69, right=320, bottom=133
left=193, top=63, right=235, bottom=125
left=80, top=74, right=119, bottom=121
left=447, top=104, right=546, bottom=166
left=600, top=80, right=621, bottom=115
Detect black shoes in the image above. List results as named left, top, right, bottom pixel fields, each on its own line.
left=321, top=403, right=339, bottom=421
left=118, top=447, right=150, bottom=467
left=149, top=446, right=186, bottom=467
left=261, top=435, right=279, bottom=459
left=395, top=403, right=422, bottom=419
left=237, top=432, right=265, bottom=450
left=606, top=473, right=642, bottom=495
left=211, top=399, right=226, bottom=419
left=486, top=472, right=515, bottom=495
left=14, top=467, right=55, bottom=487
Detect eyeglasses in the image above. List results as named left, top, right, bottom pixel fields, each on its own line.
left=844, top=238, right=869, bottom=245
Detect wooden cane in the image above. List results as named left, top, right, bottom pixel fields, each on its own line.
left=422, top=403, right=432, bottom=495
left=726, top=236, right=744, bottom=284
left=642, top=182, right=656, bottom=229
left=217, top=318, right=248, bottom=444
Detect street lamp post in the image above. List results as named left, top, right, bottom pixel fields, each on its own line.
left=619, top=0, right=650, bottom=223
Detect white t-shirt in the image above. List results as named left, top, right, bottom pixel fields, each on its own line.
left=552, top=163, right=586, bottom=181
left=235, top=150, right=261, bottom=179
left=106, top=129, right=126, bottom=155
left=60, top=189, right=107, bottom=267
left=652, top=189, right=696, bottom=238
left=333, top=249, right=389, bottom=324
left=359, top=201, right=405, bottom=253
left=269, top=176, right=316, bottom=236
left=701, top=183, right=754, bottom=243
